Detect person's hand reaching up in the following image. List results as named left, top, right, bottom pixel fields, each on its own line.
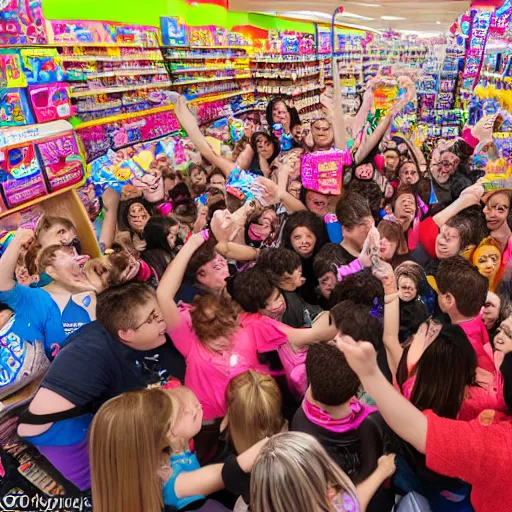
left=372, top=258, right=397, bottom=295
left=359, top=227, right=380, bottom=268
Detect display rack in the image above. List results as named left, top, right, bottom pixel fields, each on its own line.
left=416, top=45, right=464, bottom=139
left=251, top=54, right=325, bottom=118
left=162, top=45, right=253, bottom=106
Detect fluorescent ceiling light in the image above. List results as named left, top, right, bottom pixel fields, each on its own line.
left=399, top=30, right=442, bottom=37
left=341, top=11, right=375, bottom=21
left=349, top=2, right=382, bottom=6
left=381, top=15, right=407, bottom=21
left=277, top=10, right=332, bottom=20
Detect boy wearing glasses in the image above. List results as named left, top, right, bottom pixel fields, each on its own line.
left=17, top=282, right=185, bottom=492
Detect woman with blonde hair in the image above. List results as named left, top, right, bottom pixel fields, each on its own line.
left=250, top=432, right=360, bottom=512
left=89, top=387, right=264, bottom=512
left=225, top=371, right=286, bottom=455
left=217, top=371, right=287, bottom=512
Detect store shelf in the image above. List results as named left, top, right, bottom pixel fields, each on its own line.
left=69, top=81, right=173, bottom=97
left=86, top=69, right=168, bottom=78
left=61, top=55, right=163, bottom=62
left=170, top=66, right=241, bottom=73
left=75, top=104, right=176, bottom=129
left=253, top=56, right=319, bottom=63
left=0, top=180, right=86, bottom=220
left=164, top=55, right=249, bottom=61
left=171, top=75, right=251, bottom=86
left=161, top=45, right=250, bottom=50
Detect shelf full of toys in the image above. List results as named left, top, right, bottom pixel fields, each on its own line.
left=160, top=17, right=255, bottom=121
left=44, top=20, right=172, bottom=124
left=416, top=43, right=465, bottom=141
left=251, top=30, right=323, bottom=119
left=0, top=15, right=94, bottom=247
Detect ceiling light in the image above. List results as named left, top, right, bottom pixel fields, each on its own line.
left=341, top=11, right=375, bottom=21
left=349, top=2, right=382, bottom=6
left=437, top=21, right=441, bottom=25
left=381, top=15, right=407, bottom=21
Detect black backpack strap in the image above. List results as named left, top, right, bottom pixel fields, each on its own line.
left=19, top=406, right=89, bottom=425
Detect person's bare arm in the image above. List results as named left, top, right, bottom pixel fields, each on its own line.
left=372, top=260, right=402, bottom=377
left=356, top=455, right=396, bottom=512
left=216, top=242, right=259, bottom=262
left=0, top=229, right=34, bottom=291
left=433, top=181, right=484, bottom=228
left=336, top=336, right=428, bottom=453
left=281, top=312, right=337, bottom=348
left=98, top=188, right=120, bottom=250
left=156, top=233, right=205, bottom=330
left=174, top=95, right=236, bottom=177
left=174, top=438, right=267, bottom=498
left=350, top=84, right=374, bottom=139
left=332, top=57, right=347, bottom=150
left=354, top=112, right=393, bottom=165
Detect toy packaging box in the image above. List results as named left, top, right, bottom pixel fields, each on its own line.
left=0, top=88, right=35, bottom=127
left=37, top=132, right=85, bottom=192
left=0, top=53, right=28, bottom=88
left=0, top=143, right=48, bottom=208
left=28, top=83, right=72, bottom=123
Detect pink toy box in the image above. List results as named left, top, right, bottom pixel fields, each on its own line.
left=37, top=132, right=85, bottom=192
left=0, top=142, right=48, bottom=209
left=301, top=149, right=352, bottom=196
left=28, top=83, right=71, bottom=123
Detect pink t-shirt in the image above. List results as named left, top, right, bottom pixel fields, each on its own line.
left=278, top=343, right=308, bottom=399
left=458, top=314, right=495, bottom=375
left=168, top=306, right=287, bottom=420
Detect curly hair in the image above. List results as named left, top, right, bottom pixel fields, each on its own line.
left=190, top=293, right=241, bottom=343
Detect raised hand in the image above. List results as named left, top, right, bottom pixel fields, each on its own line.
left=359, top=227, right=380, bottom=268
left=377, top=454, right=397, bottom=479
left=372, top=258, right=397, bottom=295
left=15, top=228, right=35, bottom=248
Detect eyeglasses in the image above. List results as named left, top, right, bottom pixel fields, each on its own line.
left=438, top=159, right=457, bottom=168
left=134, top=309, right=163, bottom=330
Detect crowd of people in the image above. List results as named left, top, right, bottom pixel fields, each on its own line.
left=1, top=65, right=512, bottom=512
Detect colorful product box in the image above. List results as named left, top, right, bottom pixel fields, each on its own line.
left=0, top=88, right=34, bottom=127
left=28, top=83, right=71, bottom=123
left=0, top=53, right=27, bottom=88
left=0, top=143, right=47, bottom=208
left=37, top=132, right=85, bottom=192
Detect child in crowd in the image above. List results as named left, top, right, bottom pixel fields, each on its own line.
left=141, top=216, right=183, bottom=280
left=335, top=192, right=375, bottom=265
left=157, top=233, right=336, bottom=420
left=17, top=283, right=186, bottom=491
left=281, top=210, right=329, bottom=305
left=292, top=301, right=394, bottom=512
left=216, top=371, right=286, bottom=511
left=337, top=336, right=512, bottom=512
left=90, top=386, right=265, bottom=512
left=256, top=247, right=321, bottom=328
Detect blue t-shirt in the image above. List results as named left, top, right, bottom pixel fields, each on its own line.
left=163, top=451, right=204, bottom=509
left=22, top=321, right=186, bottom=490
left=0, top=284, right=66, bottom=358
